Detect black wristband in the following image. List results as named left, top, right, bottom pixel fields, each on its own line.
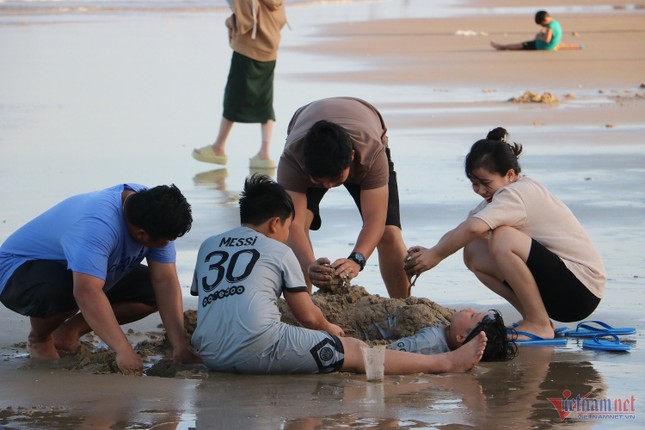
left=348, top=252, right=366, bottom=271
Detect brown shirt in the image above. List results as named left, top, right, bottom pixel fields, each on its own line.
left=226, top=0, right=286, bottom=62
left=277, top=97, right=390, bottom=193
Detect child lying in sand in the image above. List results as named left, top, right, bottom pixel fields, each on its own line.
left=191, top=174, right=487, bottom=375
left=389, top=309, right=518, bottom=361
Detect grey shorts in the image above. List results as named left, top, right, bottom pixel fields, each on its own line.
left=206, top=325, right=345, bottom=374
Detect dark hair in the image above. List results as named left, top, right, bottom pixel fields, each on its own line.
left=535, top=10, right=549, bottom=25
left=465, top=128, right=523, bottom=180
left=125, top=184, right=192, bottom=240
left=463, top=309, right=518, bottom=361
left=303, top=120, right=353, bottom=180
left=239, top=174, right=294, bottom=226
left=486, top=127, right=509, bottom=142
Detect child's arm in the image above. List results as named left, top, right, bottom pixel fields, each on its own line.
left=284, top=290, right=345, bottom=337
left=542, top=26, right=553, bottom=43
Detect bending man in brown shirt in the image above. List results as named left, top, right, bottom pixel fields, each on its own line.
left=277, top=97, right=410, bottom=298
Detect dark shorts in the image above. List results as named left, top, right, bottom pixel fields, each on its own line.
left=306, top=147, right=401, bottom=231
left=223, top=51, right=276, bottom=123
left=525, top=240, right=600, bottom=322
left=0, top=260, right=156, bottom=318
left=522, top=40, right=537, bottom=50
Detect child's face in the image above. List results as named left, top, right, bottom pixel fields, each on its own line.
left=449, top=308, right=488, bottom=344
left=469, top=167, right=515, bottom=202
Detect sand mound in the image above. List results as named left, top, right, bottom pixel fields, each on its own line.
left=278, top=285, right=454, bottom=341
left=510, top=91, right=559, bottom=103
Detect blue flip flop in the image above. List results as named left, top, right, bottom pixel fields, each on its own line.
left=583, top=334, right=631, bottom=352
left=560, top=320, right=636, bottom=338
left=513, top=331, right=568, bottom=346
left=508, top=324, right=569, bottom=336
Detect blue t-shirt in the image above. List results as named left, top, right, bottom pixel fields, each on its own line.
left=0, top=184, right=176, bottom=294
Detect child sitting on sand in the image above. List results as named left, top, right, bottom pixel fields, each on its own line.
left=490, top=10, right=583, bottom=51
left=389, top=308, right=518, bottom=361
left=404, top=128, right=605, bottom=342
left=191, top=174, right=487, bottom=375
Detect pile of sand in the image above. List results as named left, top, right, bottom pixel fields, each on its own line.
left=509, top=91, right=559, bottom=103
left=278, top=285, right=453, bottom=341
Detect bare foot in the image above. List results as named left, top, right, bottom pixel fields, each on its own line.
left=439, top=332, right=487, bottom=373
left=27, top=334, right=60, bottom=360
left=512, top=321, right=554, bottom=341
left=490, top=40, right=503, bottom=50
left=52, top=325, right=82, bottom=353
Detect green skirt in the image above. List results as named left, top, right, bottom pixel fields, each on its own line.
left=223, top=51, right=276, bottom=123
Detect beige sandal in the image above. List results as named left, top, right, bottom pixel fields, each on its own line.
left=192, top=146, right=228, bottom=165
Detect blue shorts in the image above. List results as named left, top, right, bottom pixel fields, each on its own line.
left=0, top=260, right=156, bottom=318
left=306, top=147, right=401, bottom=230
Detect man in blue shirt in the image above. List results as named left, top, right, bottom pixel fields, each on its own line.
left=0, top=183, right=199, bottom=375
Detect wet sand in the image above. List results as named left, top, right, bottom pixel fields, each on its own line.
left=1, top=0, right=644, bottom=428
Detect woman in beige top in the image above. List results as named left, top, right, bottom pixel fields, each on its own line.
left=404, top=128, right=605, bottom=341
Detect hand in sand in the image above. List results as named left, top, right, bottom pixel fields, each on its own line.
left=307, top=257, right=334, bottom=288
left=116, top=349, right=144, bottom=376
left=403, top=246, right=439, bottom=279
left=172, top=347, right=202, bottom=365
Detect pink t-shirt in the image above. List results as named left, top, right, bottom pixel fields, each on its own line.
left=471, top=175, right=605, bottom=298
left=277, top=97, right=389, bottom=193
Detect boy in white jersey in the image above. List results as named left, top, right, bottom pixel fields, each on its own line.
left=191, top=174, right=487, bottom=374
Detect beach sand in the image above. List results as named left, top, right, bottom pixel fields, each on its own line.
left=1, top=0, right=644, bottom=428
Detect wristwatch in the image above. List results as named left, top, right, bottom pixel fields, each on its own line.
left=348, top=252, right=366, bottom=271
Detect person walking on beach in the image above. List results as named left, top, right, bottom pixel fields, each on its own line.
left=191, top=174, right=487, bottom=374
left=404, top=128, right=605, bottom=341
left=192, top=0, right=287, bottom=169
left=490, top=10, right=583, bottom=51
left=276, top=97, right=410, bottom=298
left=0, top=184, right=200, bottom=375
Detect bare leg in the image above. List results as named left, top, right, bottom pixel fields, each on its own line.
left=210, top=117, right=234, bottom=156
left=464, top=238, right=525, bottom=314
left=340, top=333, right=487, bottom=375
left=490, top=40, right=525, bottom=51
left=53, top=302, right=157, bottom=353
left=28, top=311, right=76, bottom=359
left=488, top=227, right=553, bottom=339
left=557, top=43, right=584, bottom=50
left=377, top=225, right=410, bottom=299
left=257, top=120, right=273, bottom=160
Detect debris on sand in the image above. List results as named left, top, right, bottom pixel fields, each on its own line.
left=509, top=91, right=559, bottom=103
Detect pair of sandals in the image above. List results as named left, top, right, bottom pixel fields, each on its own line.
left=192, top=146, right=275, bottom=169
left=511, top=320, right=635, bottom=351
